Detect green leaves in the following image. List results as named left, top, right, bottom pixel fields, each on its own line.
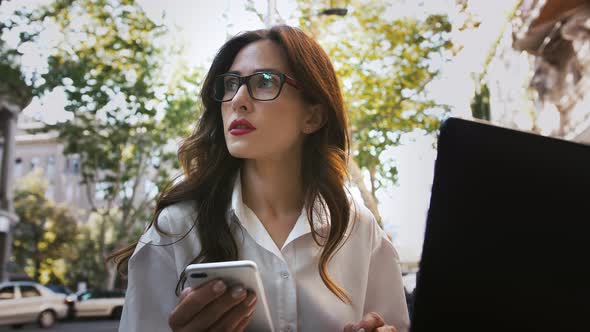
left=6, top=0, right=201, bottom=210
left=4, top=0, right=203, bottom=288
left=12, top=170, right=78, bottom=284
left=297, top=0, right=451, bottom=190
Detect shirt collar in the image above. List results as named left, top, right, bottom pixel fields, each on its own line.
left=230, top=170, right=331, bottom=259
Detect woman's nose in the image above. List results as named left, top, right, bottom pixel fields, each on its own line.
left=231, top=84, right=251, bottom=111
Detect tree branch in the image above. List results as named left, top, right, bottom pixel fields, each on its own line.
left=348, top=158, right=383, bottom=228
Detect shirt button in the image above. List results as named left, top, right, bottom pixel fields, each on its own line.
left=283, top=326, right=293, bottom=332
left=280, top=271, right=289, bottom=279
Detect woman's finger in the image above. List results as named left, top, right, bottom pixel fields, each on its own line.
left=353, top=312, right=386, bottom=331
left=178, top=287, right=192, bottom=303
left=209, top=290, right=257, bottom=332
left=342, top=323, right=355, bottom=332
left=376, top=325, right=398, bottom=332
left=168, top=279, right=227, bottom=330
left=233, top=306, right=256, bottom=332
left=179, top=286, right=252, bottom=332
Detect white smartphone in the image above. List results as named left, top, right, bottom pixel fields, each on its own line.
left=185, top=260, right=275, bottom=332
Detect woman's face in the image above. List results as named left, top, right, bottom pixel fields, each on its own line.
left=220, top=40, right=313, bottom=162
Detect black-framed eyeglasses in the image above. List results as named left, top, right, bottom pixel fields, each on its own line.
left=212, top=71, right=303, bottom=102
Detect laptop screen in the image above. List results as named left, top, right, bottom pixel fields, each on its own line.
left=411, top=118, right=590, bottom=332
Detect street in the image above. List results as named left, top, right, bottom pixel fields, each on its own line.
left=0, top=318, right=118, bottom=332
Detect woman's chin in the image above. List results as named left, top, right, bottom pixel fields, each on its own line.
left=227, top=145, right=255, bottom=159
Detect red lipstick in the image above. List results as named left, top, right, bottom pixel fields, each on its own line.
left=229, top=119, right=256, bottom=136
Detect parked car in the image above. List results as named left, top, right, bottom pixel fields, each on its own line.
left=45, top=284, right=73, bottom=296
left=45, top=284, right=77, bottom=319
left=69, top=290, right=125, bottom=319
left=0, top=281, right=68, bottom=329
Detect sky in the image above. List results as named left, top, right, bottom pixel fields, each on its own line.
left=1, top=0, right=521, bottom=262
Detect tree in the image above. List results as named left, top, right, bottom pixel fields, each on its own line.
left=471, top=82, right=490, bottom=120
left=4, top=0, right=202, bottom=289
left=293, top=0, right=453, bottom=223
left=12, top=169, right=78, bottom=284
left=64, top=207, right=144, bottom=290
left=0, top=27, right=31, bottom=111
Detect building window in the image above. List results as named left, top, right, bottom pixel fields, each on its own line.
left=15, top=157, right=22, bottom=177
left=65, top=155, right=80, bottom=174
left=65, top=155, right=81, bottom=175
left=47, top=155, right=56, bottom=177
left=31, top=157, right=40, bottom=170
left=72, top=156, right=80, bottom=174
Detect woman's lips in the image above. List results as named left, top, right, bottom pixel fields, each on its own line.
left=229, top=119, right=256, bottom=136
left=230, top=128, right=255, bottom=136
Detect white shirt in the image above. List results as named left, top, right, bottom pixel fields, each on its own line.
left=119, top=175, right=410, bottom=332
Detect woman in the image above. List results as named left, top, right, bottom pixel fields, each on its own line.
left=113, top=25, right=409, bottom=332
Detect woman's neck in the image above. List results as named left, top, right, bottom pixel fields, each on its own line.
left=241, top=156, right=304, bottom=218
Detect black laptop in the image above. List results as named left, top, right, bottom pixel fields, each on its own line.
left=411, top=118, right=590, bottom=332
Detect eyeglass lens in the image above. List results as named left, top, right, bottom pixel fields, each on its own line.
left=214, top=72, right=282, bottom=102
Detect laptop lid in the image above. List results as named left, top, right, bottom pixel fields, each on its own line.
left=411, top=118, right=590, bottom=332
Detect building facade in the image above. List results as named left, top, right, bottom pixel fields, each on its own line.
left=486, top=0, right=590, bottom=144
left=13, top=115, right=93, bottom=214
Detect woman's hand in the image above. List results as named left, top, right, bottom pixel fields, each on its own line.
left=343, top=312, right=398, bottom=332
left=168, top=279, right=257, bottom=332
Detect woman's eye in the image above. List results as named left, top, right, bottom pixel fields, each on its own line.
left=258, top=74, right=277, bottom=88
left=225, top=79, right=239, bottom=90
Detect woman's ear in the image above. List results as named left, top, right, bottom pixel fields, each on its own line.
left=302, top=104, right=326, bottom=134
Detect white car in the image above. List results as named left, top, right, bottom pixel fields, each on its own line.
left=0, top=281, right=68, bottom=328
left=72, top=290, right=125, bottom=319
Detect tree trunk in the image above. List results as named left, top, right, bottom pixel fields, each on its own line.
left=104, top=260, right=117, bottom=291
left=34, top=257, right=41, bottom=282
left=368, top=165, right=378, bottom=200
left=558, top=106, right=567, bottom=137
left=33, top=228, right=41, bottom=282
left=98, top=210, right=109, bottom=289
left=348, top=159, right=383, bottom=228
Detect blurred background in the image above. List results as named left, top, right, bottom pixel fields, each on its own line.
left=1, top=0, right=589, bottom=330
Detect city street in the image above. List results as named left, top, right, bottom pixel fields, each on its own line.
left=0, top=318, right=118, bottom=332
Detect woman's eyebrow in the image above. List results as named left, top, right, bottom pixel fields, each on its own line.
left=253, top=68, right=280, bottom=73
left=226, top=68, right=280, bottom=75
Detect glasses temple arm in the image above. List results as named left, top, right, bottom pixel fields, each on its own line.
left=285, top=75, right=303, bottom=90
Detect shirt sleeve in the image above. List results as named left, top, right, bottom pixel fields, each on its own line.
left=119, top=210, right=180, bottom=332
left=363, top=219, right=411, bottom=332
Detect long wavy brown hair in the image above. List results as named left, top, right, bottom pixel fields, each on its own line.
left=110, top=25, right=352, bottom=303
